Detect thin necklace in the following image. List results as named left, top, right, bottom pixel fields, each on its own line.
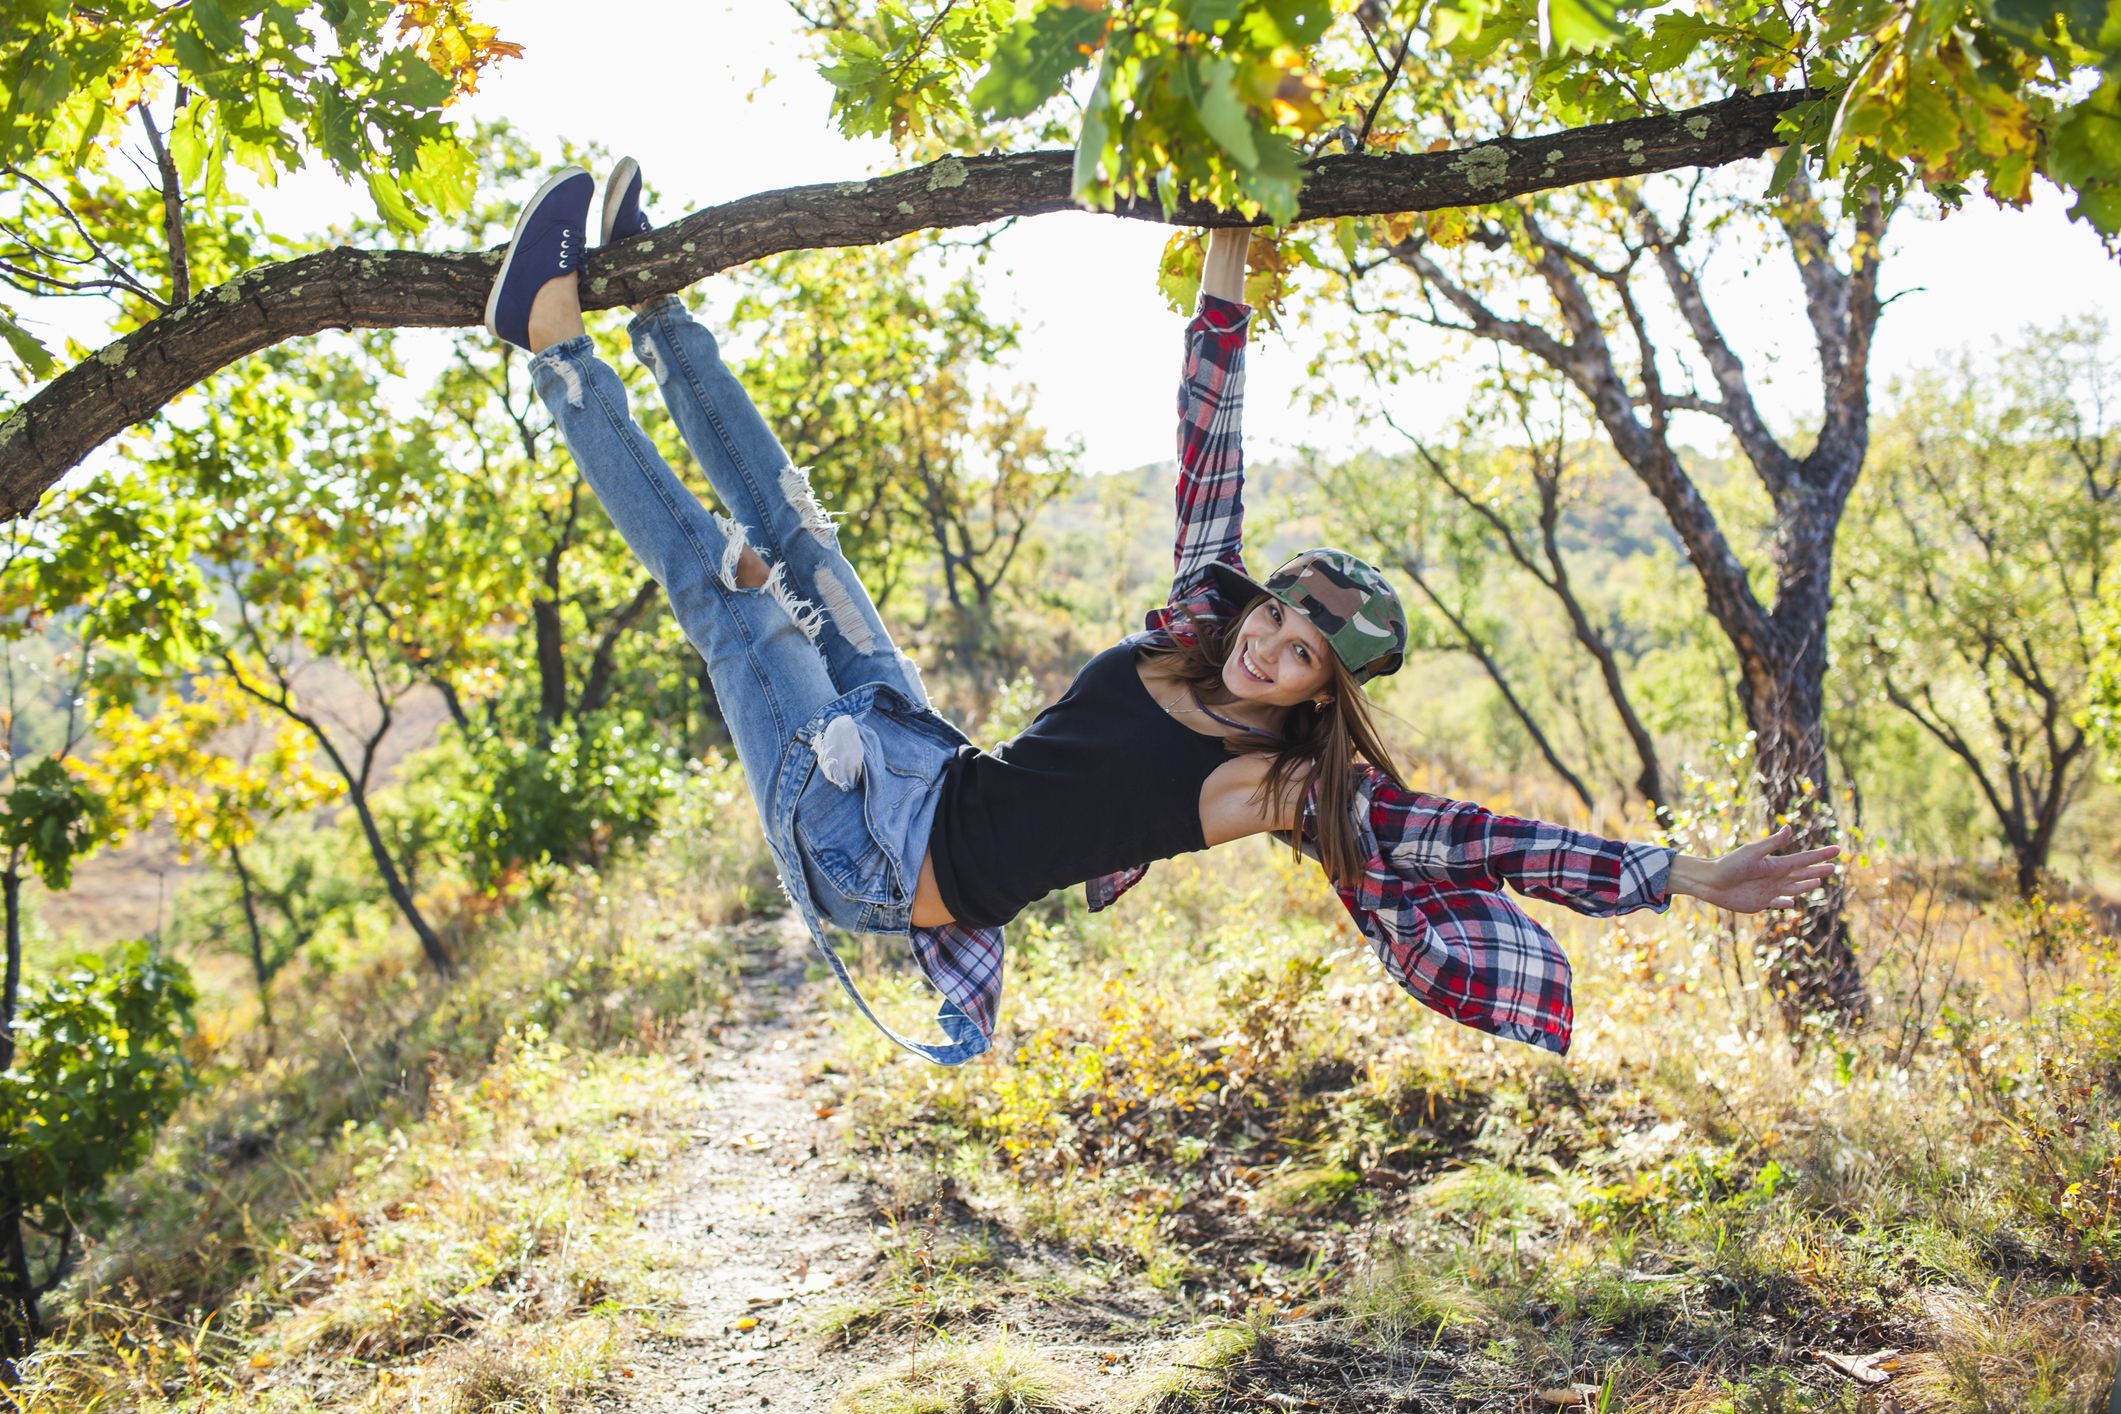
left=1179, top=690, right=1281, bottom=739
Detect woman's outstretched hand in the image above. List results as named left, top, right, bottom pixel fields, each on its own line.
left=1667, top=827, right=1841, bottom=913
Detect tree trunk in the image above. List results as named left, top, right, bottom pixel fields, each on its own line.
left=0, top=868, right=33, bottom=1375
left=532, top=597, right=568, bottom=730
left=1377, top=181, right=1881, bottom=1034
left=577, top=577, right=659, bottom=718
left=227, top=844, right=276, bottom=1037
left=223, top=659, right=457, bottom=977
left=0, top=1162, right=34, bottom=1380
left=1745, top=661, right=1868, bottom=1029
left=323, top=775, right=452, bottom=975
left=1, top=868, right=17, bottom=1074
left=0, top=90, right=1818, bottom=520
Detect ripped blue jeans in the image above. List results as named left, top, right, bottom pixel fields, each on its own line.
left=528, top=296, right=984, bottom=1064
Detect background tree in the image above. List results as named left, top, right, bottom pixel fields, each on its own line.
left=0, top=0, right=514, bottom=371
left=150, top=345, right=479, bottom=975
left=0, top=473, right=207, bottom=1367
left=86, top=680, right=342, bottom=1033
left=1839, top=319, right=2120, bottom=897
left=804, top=0, right=2118, bottom=234
left=1324, top=365, right=1673, bottom=817
left=730, top=240, right=1077, bottom=676
left=1319, top=169, right=1883, bottom=1030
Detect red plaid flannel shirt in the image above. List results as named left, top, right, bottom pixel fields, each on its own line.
left=909, top=294, right=1671, bottom=1060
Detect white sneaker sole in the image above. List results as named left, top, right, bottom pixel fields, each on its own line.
left=485, top=165, right=592, bottom=341
left=601, top=156, right=641, bottom=247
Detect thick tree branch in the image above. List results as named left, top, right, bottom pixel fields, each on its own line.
left=0, top=88, right=1816, bottom=520
left=1637, top=200, right=1799, bottom=495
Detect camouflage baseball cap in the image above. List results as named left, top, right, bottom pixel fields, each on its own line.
left=1208, top=549, right=1408, bottom=684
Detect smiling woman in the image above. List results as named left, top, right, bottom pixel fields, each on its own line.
left=485, top=170, right=1837, bottom=1069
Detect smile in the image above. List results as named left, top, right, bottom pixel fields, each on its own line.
left=1237, top=644, right=1271, bottom=684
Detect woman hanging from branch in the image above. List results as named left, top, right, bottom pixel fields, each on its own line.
left=483, top=163, right=1837, bottom=1065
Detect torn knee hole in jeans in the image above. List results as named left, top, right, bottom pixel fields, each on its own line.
left=714, top=513, right=759, bottom=593
left=545, top=358, right=585, bottom=409
left=763, top=561, right=826, bottom=643
left=816, top=713, right=864, bottom=789
left=813, top=565, right=878, bottom=656
left=779, top=463, right=840, bottom=546
left=715, top=515, right=826, bottom=641
left=637, top=338, right=671, bottom=386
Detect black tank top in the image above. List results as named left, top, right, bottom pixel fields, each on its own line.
left=926, top=639, right=1235, bottom=928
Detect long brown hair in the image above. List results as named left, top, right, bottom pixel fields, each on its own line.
left=1143, top=595, right=1409, bottom=888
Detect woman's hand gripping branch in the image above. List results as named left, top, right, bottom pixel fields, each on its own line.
left=1668, top=827, right=1841, bottom=913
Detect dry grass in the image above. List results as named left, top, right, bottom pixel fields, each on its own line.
left=819, top=819, right=2121, bottom=1412
left=14, top=758, right=774, bottom=1413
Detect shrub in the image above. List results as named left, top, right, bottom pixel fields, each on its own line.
left=0, top=941, right=195, bottom=1357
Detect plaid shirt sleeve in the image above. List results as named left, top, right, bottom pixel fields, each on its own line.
left=1302, top=767, right=1674, bottom=1055
left=1147, top=292, right=1252, bottom=633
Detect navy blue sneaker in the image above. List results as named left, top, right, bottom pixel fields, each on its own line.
left=485, top=166, right=594, bottom=350
left=601, top=156, right=652, bottom=245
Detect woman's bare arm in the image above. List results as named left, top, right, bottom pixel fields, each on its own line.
left=1201, top=227, right=1251, bottom=304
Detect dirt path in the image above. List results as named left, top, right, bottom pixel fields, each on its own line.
left=613, top=924, right=878, bottom=1413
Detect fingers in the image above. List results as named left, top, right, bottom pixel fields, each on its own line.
left=1774, top=843, right=1840, bottom=864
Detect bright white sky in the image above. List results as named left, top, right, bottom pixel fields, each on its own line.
left=32, top=0, right=2121, bottom=483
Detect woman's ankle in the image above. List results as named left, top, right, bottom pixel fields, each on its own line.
left=527, top=273, right=586, bottom=352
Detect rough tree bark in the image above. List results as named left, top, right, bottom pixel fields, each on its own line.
left=0, top=90, right=1817, bottom=518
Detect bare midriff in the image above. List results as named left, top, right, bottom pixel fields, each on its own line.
left=913, top=850, right=953, bottom=927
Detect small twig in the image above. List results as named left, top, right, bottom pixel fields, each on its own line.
left=1353, top=26, right=1412, bottom=152
left=2, top=164, right=166, bottom=308
left=139, top=85, right=191, bottom=306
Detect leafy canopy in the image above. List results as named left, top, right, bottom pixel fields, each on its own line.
left=807, top=0, right=2121, bottom=235
left=0, top=0, right=519, bottom=374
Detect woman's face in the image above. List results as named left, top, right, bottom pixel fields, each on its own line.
left=1223, top=598, right=1335, bottom=708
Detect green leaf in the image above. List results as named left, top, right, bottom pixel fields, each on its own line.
left=1072, top=64, right=1114, bottom=206
left=0, top=307, right=54, bottom=378
left=1185, top=0, right=1245, bottom=26
left=168, top=28, right=225, bottom=85
left=189, top=0, right=244, bottom=50
left=1244, top=0, right=1335, bottom=45
left=969, top=5, right=1105, bottom=121
left=1541, top=0, right=1629, bottom=53
left=19, top=51, right=73, bottom=113
left=1765, top=136, right=1809, bottom=196
left=1194, top=55, right=1260, bottom=168
left=365, top=166, right=424, bottom=232
left=313, top=83, right=362, bottom=168
left=2067, top=181, right=2121, bottom=235
left=2050, top=81, right=2121, bottom=190
left=1900, top=79, right=1962, bottom=156
left=404, top=135, right=476, bottom=218
left=1639, top=12, right=1712, bottom=73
